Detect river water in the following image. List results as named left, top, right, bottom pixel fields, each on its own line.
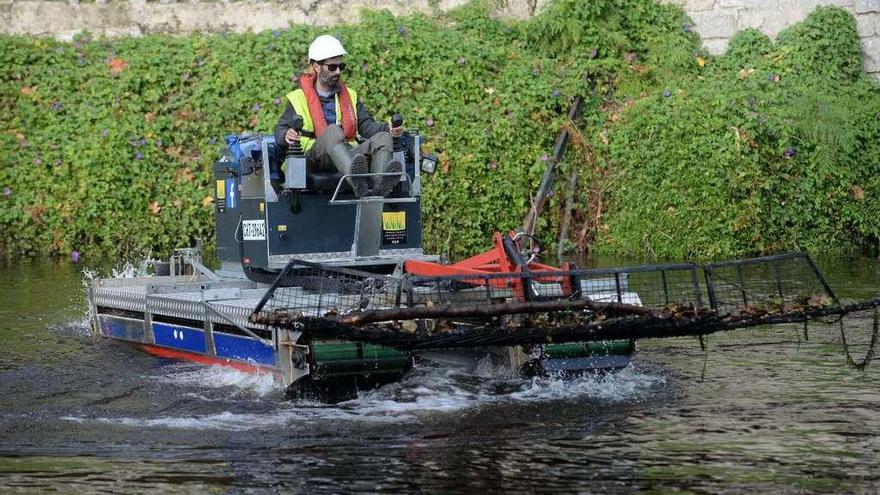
left=1, top=257, right=879, bottom=493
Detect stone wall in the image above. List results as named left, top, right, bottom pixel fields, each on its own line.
left=666, top=0, right=880, bottom=75
left=1, top=0, right=878, bottom=76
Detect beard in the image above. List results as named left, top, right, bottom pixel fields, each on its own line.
left=319, top=70, right=340, bottom=91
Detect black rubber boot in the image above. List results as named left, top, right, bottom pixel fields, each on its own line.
left=370, top=150, right=402, bottom=197
left=328, top=143, right=369, bottom=197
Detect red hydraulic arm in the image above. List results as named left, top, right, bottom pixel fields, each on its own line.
left=404, top=231, right=576, bottom=301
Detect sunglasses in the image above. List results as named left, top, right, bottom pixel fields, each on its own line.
left=321, top=62, right=346, bottom=72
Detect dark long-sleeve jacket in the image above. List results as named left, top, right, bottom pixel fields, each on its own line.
left=273, top=96, right=388, bottom=153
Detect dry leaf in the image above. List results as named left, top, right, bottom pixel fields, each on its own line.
left=175, top=167, right=194, bottom=183
left=165, top=145, right=183, bottom=159
left=202, top=196, right=214, bottom=207
left=20, top=86, right=35, bottom=96
left=26, top=205, right=47, bottom=224
left=145, top=112, right=155, bottom=124
left=108, top=58, right=127, bottom=74
left=148, top=201, right=161, bottom=214
left=852, top=185, right=865, bottom=201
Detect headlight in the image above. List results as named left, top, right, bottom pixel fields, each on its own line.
left=420, top=154, right=438, bottom=174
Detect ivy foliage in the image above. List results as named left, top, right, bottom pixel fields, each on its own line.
left=0, top=2, right=877, bottom=262
left=594, top=6, right=880, bottom=259
left=0, top=0, right=694, bottom=259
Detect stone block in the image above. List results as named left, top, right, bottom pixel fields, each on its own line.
left=857, top=0, right=880, bottom=13
left=737, top=8, right=811, bottom=37
left=690, top=10, right=738, bottom=38
left=703, top=37, right=730, bottom=54
left=857, top=12, right=880, bottom=36
left=721, top=0, right=853, bottom=8
left=863, top=36, right=880, bottom=71
left=661, top=0, right=717, bottom=11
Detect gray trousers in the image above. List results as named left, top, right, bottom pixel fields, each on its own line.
left=306, top=124, right=393, bottom=174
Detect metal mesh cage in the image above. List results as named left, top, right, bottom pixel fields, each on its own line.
left=252, top=260, right=400, bottom=324
left=251, top=259, right=706, bottom=328
left=704, top=252, right=839, bottom=316
left=400, top=262, right=704, bottom=311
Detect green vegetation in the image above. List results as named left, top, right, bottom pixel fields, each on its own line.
left=0, top=1, right=877, bottom=261
left=595, top=7, right=880, bottom=259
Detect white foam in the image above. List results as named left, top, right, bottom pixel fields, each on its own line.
left=60, top=361, right=666, bottom=431
left=154, top=363, right=283, bottom=399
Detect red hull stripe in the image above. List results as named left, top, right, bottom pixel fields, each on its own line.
left=139, top=343, right=276, bottom=375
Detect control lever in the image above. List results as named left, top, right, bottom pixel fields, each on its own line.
left=282, top=115, right=306, bottom=213
left=391, top=113, right=405, bottom=152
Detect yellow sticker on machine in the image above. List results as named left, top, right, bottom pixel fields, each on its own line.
left=382, top=212, right=406, bottom=231
left=382, top=211, right=406, bottom=245
left=216, top=179, right=226, bottom=200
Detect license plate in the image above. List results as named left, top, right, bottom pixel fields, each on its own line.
left=242, top=219, right=266, bottom=241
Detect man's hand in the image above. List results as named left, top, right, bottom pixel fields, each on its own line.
left=284, top=128, right=301, bottom=144
left=388, top=121, right=404, bottom=138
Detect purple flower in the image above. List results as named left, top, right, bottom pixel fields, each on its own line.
left=251, top=103, right=261, bottom=113
left=683, top=24, right=692, bottom=33
left=34, top=157, right=42, bottom=165
left=70, top=251, right=80, bottom=263
left=458, top=56, right=466, bottom=65
left=77, top=55, right=86, bottom=65
left=489, top=161, right=498, bottom=169
left=272, top=30, right=281, bottom=38
left=426, top=118, right=434, bottom=127
left=783, top=147, right=797, bottom=159
left=208, top=137, right=217, bottom=145
left=19, top=140, right=28, bottom=149
left=663, top=89, right=672, bottom=98
left=625, top=52, right=637, bottom=63
left=540, top=154, right=549, bottom=162
left=397, top=26, right=408, bottom=37
left=138, top=138, right=146, bottom=146
left=51, top=101, right=63, bottom=111
left=552, top=89, right=561, bottom=98
left=273, top=97, right=281, bottom=106
left=135, top=152, right=144, bottom=160
left=101, top=129, right=108, bottom=138
left=3, top=187, right=11, bottom=197
left=589, top=48, right=598, bottom=59
left=54, top=159, right=62, bottom=166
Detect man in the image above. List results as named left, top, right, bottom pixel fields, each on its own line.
left=274, top=34, right=404, bottom=197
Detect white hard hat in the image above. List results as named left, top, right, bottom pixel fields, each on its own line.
left=308, top=35, right=347, bottom=62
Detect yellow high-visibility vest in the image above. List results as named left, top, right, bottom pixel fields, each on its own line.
left=285, top=88, right=359, bottom=152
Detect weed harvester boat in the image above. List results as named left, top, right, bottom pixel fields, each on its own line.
left=88, top=117, right=880, bottom=400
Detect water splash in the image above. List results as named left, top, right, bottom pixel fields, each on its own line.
left=154, top=363, right=283, bottom=399
left=58, top=360, right=666, bottom=432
